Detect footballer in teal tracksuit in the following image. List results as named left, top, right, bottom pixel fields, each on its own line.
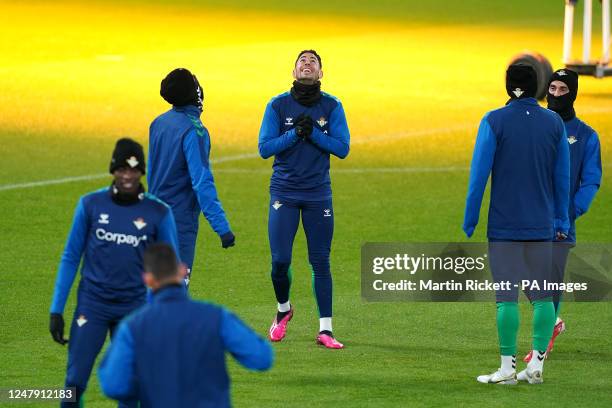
left=464, top=64, right=569, bottom=384
left=259, top=50, right=350, bottom=349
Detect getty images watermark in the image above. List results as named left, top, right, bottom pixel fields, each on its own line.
left=361, top=243, right=612, bottom=302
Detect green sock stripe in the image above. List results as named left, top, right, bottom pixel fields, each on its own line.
left=496, top=302, right=519, bottom=356
left=532, top=297, right=555, bottom=351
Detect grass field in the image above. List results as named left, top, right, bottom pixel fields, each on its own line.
left=0, top=1, right=611, bottom=407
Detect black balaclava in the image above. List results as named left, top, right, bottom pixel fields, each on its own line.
left=160, top=68, right=204, bottom=110
left=506, top=64, right=538, bottom=101
left=290, top=49, right=323, bottom=107
left=547, top=69, right=578, bottom=121
left=109, top=138, right=146, bottom=205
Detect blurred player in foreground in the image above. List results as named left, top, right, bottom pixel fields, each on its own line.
left=148, top=68, right=235, bottom=286
left=49, top=138, right=179, bottom=407
left=523, top=68, right=602, bottom=362
left=258, top=50, right=350, bottom=348
left=98, top=243, right=273, bottom=407
left=464, top=64, right=569, bottom=384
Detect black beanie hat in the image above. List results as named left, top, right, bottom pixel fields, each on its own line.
left=547, top=69, right=578, bottom=121
left=506, top=64, right=538, bottom=99
left=295, top=49, right=322, bottom=67
left=160, top=68, right=203, bottom=108
left=109, top=138, right=146, bottom=174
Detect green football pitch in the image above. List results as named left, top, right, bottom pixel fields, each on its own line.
left=0, top=1, right=610, bottom=406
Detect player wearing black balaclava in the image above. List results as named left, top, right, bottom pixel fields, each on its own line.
left=547, top=69, right=578, bottom=121
left=521, top=69, right=602, bottom=364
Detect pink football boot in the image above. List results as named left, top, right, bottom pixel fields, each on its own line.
left=316, top=333, right=344, bottom=349
left=523, top=318, right=565, bottom=362
left=546, top=319, right=566, bottom=354
left=269, top=307, right=293, bottom=342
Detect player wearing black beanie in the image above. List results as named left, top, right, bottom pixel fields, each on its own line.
left=160, top=68, right=204, bottom=110
left=506, top=64, right=538, bottom=100
left=109, top=137, right=146, bottom=175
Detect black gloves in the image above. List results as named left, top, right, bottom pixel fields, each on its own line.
left=221, top=231, right=235, bottom=249
left=294, top=115, right=313, bottom=139
left=50, top=313, right=68, bottom=345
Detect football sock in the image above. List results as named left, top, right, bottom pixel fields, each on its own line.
left=528, top=350, right=546, bottom=372
left=278, top=301, right=291, bottom=312
left=532, top=298, right=555, bottom=352
left=319, top=317, right=332, bottom=333
left=319, top=330, right=333, bottom=336
left=271, top=262, right=292, bottom=305
left=276, top=301, right=291, bottom=321
left=496, top=302, right=519, bottom=356
left=500, top=355, right=516, bottom=375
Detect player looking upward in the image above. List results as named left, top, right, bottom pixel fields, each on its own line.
left=258, top=50, right=350, bottom=349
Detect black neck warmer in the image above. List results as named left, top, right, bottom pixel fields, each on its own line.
left=111, top=183, right=145, bottom=205
left=290, top=80, right=321, bottom=107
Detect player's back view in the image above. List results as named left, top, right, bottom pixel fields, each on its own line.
left=484, top=91, right=567, bottom=239
left=463, top=64, right=570, bottom=385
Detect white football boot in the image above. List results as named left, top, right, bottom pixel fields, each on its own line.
left=517, top=367, right=543, bottom=384
left=476, top=369, right=517, bottom=385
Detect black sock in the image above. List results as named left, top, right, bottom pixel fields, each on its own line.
left=319, top=330, right=333, bottom=337
left=276, top=310, right=290, bottom=321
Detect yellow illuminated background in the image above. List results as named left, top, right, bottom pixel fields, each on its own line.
left=1, top=0, right=609, bottom=184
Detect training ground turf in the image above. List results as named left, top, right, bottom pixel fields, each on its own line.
left=0, top=1, right=611, bottom=407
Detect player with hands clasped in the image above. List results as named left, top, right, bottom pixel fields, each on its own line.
left=258, top=50, right=350, bottom=349
left=49, top=138, right=179, bottom=407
